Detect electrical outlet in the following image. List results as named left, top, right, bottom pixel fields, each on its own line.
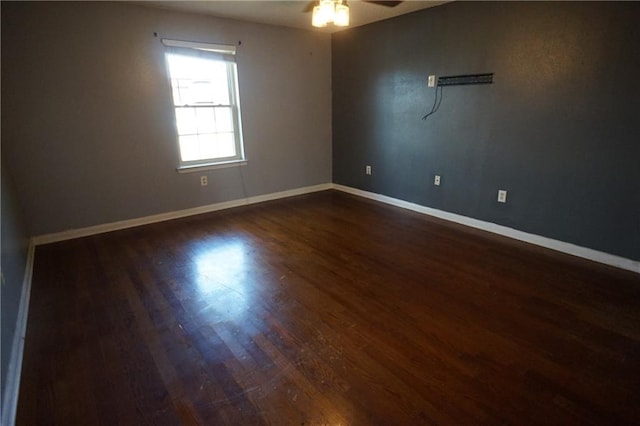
left=434, top=175, right=441, bottom=186
left=498, top=190, right=507, bottom=203
left=366, top=165, right=372, bottom=175
left=200, top=176, right=208, bottom=186
left=428, top=75, right=436, bottom=87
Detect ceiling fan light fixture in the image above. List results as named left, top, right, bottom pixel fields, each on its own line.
left=334, top=3, right=349, bottom=26
left=311, top=0, right=349, bottom=28
left=320, top=0, right=335, bottom=22
left=312, top=5, right=327, bottom=27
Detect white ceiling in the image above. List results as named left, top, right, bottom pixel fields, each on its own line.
left=138, top=1, right=448, bottom=33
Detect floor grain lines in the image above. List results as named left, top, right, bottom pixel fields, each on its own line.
left=17, top=190, right=640, bottom=424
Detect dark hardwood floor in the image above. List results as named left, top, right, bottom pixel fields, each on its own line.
left=17, top=190, right=640, bottom=425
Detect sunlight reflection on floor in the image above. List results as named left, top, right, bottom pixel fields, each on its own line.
left=194, top=239, right=251, bottom=321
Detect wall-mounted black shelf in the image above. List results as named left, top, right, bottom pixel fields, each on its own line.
left=438, top=73, right=493, bottom=86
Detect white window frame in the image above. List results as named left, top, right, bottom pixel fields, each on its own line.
left=162, top=39, right=246, bottom=172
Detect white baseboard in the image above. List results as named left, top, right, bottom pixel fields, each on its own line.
left=33, top=183, right=332, bottom=246
left=1, top=240, right=36, bottom=426
left=332, top=184, right=640, bottom=274
left=32, top=182, right=639, bottom=274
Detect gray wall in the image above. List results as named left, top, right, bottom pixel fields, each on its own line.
left=2, top=1, right=332, bottom=236
left=1, top=162, right=30, bottom=408
left=332, top=1, right=640, bottom=261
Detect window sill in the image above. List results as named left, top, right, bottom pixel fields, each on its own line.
left=176, top=159, right=247, bottom=173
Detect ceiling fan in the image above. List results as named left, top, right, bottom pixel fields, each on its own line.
left=303, top=1, right=403, bottom=13
left=305, top=0, right=403, bottom=27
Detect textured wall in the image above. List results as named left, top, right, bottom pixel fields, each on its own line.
left=2, top=2, right=332, bottom=235
left=332, top=1, right=640, bottom=260
left=1, top=163, right=30, bottom=406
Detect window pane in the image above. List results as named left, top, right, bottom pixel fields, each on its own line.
left=215, top=107, right=233, bottom=132
left=173, top=80, right=194, bottom=106
left=167, top=54, right=229, bottom=105
left=195, top=108, right=216, bottom=134
left=190, top=81, right=214, bottom=105
left=210, top=77, right=229, bottom=105
left=175, top=108, right=198, bottom=135
left=179, top=135, right=200, bottom=162
left=199, top=134, right=218, bottom=159
left=217, top=133, right=236, bottom=158
left=167, top=54, right=225, bottom=80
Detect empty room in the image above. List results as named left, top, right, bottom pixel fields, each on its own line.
left=1, top=1, right=639, bottom=424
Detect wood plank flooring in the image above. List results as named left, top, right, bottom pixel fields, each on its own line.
left=17, top=190, right=640, bottom=424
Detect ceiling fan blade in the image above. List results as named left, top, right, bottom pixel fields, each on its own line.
left=365, top=1, right=404, bottom=7
left=303, top=1, right=316, bottom=13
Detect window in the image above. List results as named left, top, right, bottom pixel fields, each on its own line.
left=162, top=39, right=245, bottom=171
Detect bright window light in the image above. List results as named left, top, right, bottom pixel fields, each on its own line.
left=163, top=39, right=245, bottom=170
